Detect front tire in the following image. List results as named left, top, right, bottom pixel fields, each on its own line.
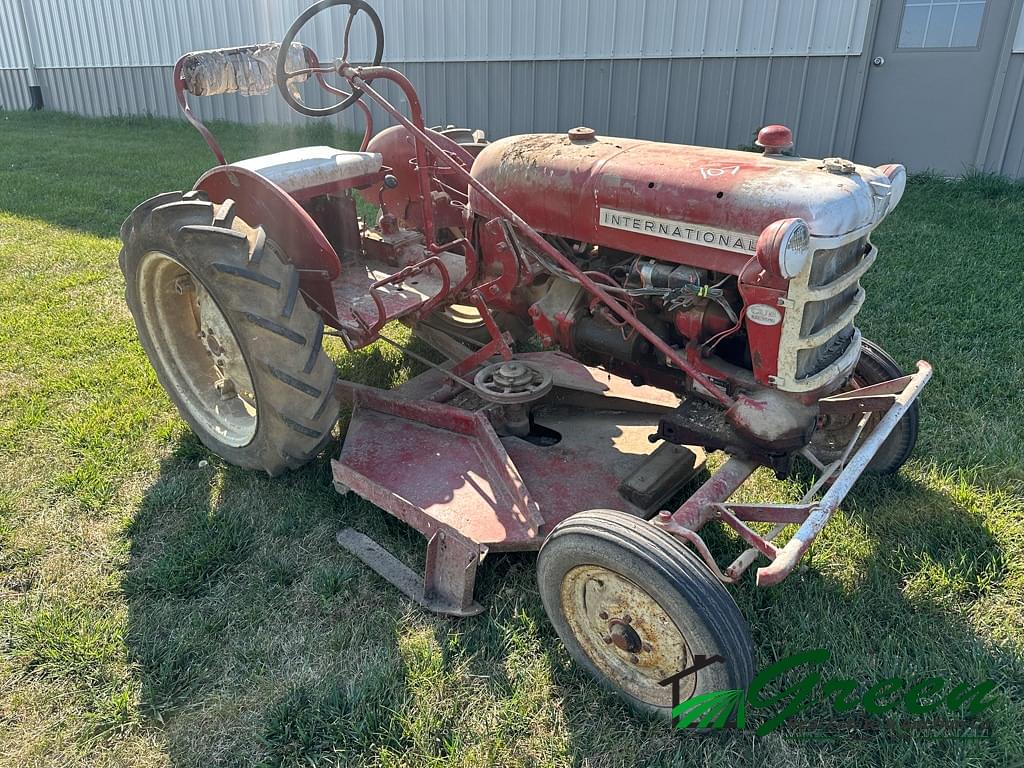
left=120, top=191, right=338, bottom=475
left=536, top=509, right=754, bottom=717
left=810, top=339, right=919, bottom=475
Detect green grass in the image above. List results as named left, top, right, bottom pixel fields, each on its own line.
left=1, top=109, right=1022, bottom=767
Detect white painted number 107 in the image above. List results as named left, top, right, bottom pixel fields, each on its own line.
left=699, top=165, right=740, bottom=179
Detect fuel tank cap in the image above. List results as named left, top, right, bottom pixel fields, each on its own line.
left=822, top=157, right=856, bottom=174
left=567, top=126, right=596, bottom=142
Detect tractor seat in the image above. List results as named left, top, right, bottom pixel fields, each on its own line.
left=231, top=146, right=383, bottom=194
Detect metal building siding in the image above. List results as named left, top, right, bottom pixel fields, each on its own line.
left=2, top=0, right=870, bottom=163
left=363, top=55, right=863, bottom=159
left=0, top=69, right=30, bottom=109
left=0, top=0, right=29, bottom=69
left=390, top=0, right=871, bottom=60
left=983, top=54, right=1024, bottom=176
left=979, top=6, right=1024, bottom=175
left=17, top=0, right=870, bottom=68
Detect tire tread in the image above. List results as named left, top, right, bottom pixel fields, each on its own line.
left=120, top=190, right=336, bottom=476
left=537, top=508, right=754, bottom=717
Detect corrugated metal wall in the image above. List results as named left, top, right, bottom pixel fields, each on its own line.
left=0, top=67, right=29, bottom=110
left=9, top=0, right=872, bottom=66
left=984, top=52, right=1024, bottom=178
left=0, top=0, right=29, bottom=67
left=0, top=0, right=873, bottom=161
left=976, top=7, right=1024, bottom=176
left=0, top=0, right=30, bottom=109
left=0, top=0, right=1022, bottom=174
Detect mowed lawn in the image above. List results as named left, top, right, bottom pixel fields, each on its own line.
left=1, top=109, right=1023, bottom=768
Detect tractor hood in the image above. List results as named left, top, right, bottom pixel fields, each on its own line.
left=469, top=132, right=905, bottom=270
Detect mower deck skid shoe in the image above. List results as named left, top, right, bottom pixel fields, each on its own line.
left=336, top=527, right=484, bottom=617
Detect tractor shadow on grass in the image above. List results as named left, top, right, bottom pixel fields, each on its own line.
left=122, top=424, right=1023, bottom=767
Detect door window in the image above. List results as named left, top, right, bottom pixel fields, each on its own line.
left=898, top=0, right=986, bottom=49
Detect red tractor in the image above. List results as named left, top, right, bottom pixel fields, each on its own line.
left=120, top=0, right=931, bottom=715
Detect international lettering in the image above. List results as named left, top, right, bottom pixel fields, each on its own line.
left=599, top=207, right=756, bottom=255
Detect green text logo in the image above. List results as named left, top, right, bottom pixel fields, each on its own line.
left=661, top=648, right=998, bottom=738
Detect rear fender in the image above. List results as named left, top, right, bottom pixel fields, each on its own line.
left=195, top=166, right=340, bottom=318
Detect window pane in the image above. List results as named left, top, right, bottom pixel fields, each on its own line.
left=951, top=2, right=985, bottom=47
left=899, top=5, right=929, bottom=48
left=899, top=1, right=987, bottom=49
left=924, top=4, right=957, bottom=47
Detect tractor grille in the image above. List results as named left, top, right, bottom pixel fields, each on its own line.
left=807, top=238, right=867, bottom=287
left=795, top=237, right=869, bottom=380
left=796, top=323, right=856, bottom=381
left=778, top=236, right=873, bottom=389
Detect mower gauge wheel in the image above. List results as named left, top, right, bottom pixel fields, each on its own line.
left=537, top=509, right=754, bottom=716
left=276, top=0, right=385, bottom=117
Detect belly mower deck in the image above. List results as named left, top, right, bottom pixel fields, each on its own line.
left=331, top=352, right=706, bottom=616
left=331, top=348, right=932, bottom=617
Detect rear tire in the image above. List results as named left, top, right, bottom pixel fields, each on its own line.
left=810, top=339, right=919, bottom=475
left=120, top=191, right=338, bottom=475
left=536, top=509, right=754, bottom=717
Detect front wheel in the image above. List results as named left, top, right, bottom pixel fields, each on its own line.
left=119, top=191, right=338, bottom=475
left=536, top=509, right=754, bottom=717
left=809, top=339, right=919, bottom=475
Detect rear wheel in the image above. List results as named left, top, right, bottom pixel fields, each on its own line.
left=415, top=304, right=532, bottom=347
left=120, top=191, right=338, bottom=475
left=536, top=509, right=754, bottom=717
left=418, top=304, right=495, bottom=344
left=809, top=339, right=919, bottom=475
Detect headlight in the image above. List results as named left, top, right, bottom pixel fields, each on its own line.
left=756, top=218, right=812, bottom=279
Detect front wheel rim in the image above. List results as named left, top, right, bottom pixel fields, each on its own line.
left=136, top=251, right=258, bottom=447
left=810, top=372, right=876, bottom=459
left=560, top=565, right=692, bottom=708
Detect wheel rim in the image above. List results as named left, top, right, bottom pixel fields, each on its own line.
left=136, top=251, right=257, bottom=447
left=810, top=372, right=876, bottom=460
left=440, top=304, right=485, bottom=330
left=560, top=565, right=692, bottom=708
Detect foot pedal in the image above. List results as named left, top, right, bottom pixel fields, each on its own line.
left=337, top=527, right=485, bottom=617
left=618, top=443, right=707, bottom=511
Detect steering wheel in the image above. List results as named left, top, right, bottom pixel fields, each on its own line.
left=276, top=0, right=385, bottom=117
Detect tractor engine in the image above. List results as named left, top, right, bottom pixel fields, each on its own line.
left=466, top=126, right=906, bottom=462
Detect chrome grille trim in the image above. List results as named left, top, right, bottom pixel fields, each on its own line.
left=772, top=236, right=872, bottom=392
